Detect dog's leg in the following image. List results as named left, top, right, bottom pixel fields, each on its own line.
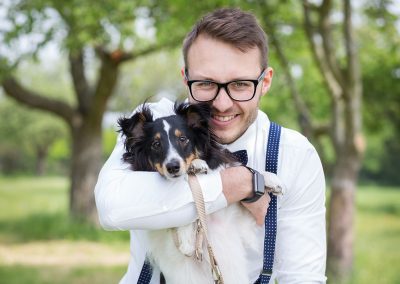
left=188, top=159, right=209, bottom=175
left=175, top=223, right=196, bottom=257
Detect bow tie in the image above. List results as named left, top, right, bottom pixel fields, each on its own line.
left=232, top=150, right=248, bottom=165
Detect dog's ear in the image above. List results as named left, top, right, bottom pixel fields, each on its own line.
left=175, top=102, right=210, bottom=129
left=118, top=105, right=153, bottom=139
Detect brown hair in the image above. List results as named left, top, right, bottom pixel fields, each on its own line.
left=183, top=8, right=269, bottom=74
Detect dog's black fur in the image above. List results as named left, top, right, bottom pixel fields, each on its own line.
left=118, top=102, right=235, bottom=176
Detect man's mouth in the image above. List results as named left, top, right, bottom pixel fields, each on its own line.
left=212, top=114, right=237, bottom=122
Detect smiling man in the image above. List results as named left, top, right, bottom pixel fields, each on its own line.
left=95, top=8, right=327, bottom=284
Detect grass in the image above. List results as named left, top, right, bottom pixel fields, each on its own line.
left=0, top=177, right=399, bottom=283
left=0, top=176, right=129, bottom=284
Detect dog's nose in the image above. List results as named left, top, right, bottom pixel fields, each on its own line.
left=166, top=160, right=181, bottom=175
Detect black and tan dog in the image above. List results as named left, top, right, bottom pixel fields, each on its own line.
left=117, top=102, right=258, bottom=284
left=118, top=102, right=233, bottom=179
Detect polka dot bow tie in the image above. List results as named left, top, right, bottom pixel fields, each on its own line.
left=232, top=150, right=248, bottom=165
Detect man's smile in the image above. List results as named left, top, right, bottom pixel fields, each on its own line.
left=212, top=114, right=238, bottom=122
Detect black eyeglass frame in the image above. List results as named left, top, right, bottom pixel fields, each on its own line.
left=185, top=69, right=266, bottom=102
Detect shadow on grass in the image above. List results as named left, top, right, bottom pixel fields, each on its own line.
left=0, top=212, right=129, bottom=244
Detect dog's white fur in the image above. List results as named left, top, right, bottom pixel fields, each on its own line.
left=146, top=160, right=259, bottom=284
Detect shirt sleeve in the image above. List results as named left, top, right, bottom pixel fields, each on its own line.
left=94, top=134, right=227, bottom=231
left=274, top=141, right=327, bottom=283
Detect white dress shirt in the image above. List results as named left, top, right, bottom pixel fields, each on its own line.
left=95, top=98, right=327, bottom=283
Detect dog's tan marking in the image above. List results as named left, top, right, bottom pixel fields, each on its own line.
left=185, top=153, right=196, bottom=169
left=154, top=132, right=161, bottom=140
left=174, top=129, right=182, bottom=138
left=194, top=148, right=201, bottom=159
left=154, top=163, right=165, bottom=176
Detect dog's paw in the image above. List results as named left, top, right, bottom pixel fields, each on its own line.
left=176, top=224, right=196, bottom=257
left=188, top=159, right=209, bottom=175
left=262, top=171, right=285, bottom=196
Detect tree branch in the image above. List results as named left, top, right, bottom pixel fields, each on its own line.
left=2, top=77, right=75, bottom=125
left=318, top=0, right=346, bottom=90
left=268, top=29, right=315, bottom=138
left=69, top=49, right=91, bottom=114
left=303, top=0, right=342, bottom=99
left=117, top=37, right=182, bottom=64
left=343, top=0, right=361, bottom=94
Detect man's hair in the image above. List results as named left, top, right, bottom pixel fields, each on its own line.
left=183, top=8, right=269, bottom=74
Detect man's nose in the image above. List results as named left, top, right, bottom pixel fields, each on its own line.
left=212, top=87, right=234, bottom=112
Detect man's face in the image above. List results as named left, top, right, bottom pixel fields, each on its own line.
left=185, top=35, right=273, bottom=144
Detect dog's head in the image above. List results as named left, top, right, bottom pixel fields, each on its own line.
left=118, top=102, right=212, bottom=180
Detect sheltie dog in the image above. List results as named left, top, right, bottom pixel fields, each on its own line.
left=118, top=102, right=258, bottom=284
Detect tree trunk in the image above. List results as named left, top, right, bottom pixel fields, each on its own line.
left=69, top=121, right=103, bottom=224
left=35, top=147, right=48, bottom=176
left=328, top=151, right=361, bottom=283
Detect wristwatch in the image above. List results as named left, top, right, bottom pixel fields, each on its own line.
left=241, top=166, right=265, bottom=203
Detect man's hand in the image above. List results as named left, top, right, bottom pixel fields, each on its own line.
left=221, top=166, right=270, bottom=225
left=221, top=166, right=284, bottom=225
left=241, top=193, right=271, bottom=225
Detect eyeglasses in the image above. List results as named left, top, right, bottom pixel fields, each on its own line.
left=186, top=70, right=266, bottom=102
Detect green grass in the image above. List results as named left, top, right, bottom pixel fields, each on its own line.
left=352, top=186, right=400, bottom=284
left=0, top=176, right=399, bottom=283
left=0, top=176, right=129, bottom=284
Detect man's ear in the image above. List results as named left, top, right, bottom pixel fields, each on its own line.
left=181, top=67, right=189, bottom=88
left=118, top=106, right=153, bottom=139
left=261, top=67, right=274, bottom=95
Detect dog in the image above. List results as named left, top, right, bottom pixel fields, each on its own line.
left=118, top=102, right=259, bottom=284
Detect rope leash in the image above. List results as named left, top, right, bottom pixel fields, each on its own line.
left=188, top=174, right=224, bottom=284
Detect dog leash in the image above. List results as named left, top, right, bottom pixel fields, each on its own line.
left=188, top=174, right=224, bottom=284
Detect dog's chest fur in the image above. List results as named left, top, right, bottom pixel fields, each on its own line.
left=147, top=203, right=258, bottom=284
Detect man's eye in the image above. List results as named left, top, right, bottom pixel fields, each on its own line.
left=231, top=81, right=251, bottom=88
left=151, top=141, right=161, bottom=149
left=194, top=81, right=215, bottom=89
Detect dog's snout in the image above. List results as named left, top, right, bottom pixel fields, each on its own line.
left=166, top=160, right=181, bottom=175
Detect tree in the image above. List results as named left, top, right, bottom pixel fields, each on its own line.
left=255, top=0, right=364, bottom=281
left=0, top=0, right=182, bottom=223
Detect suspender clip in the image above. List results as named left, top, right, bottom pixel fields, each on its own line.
left=261, top=268, right=272, bottom=276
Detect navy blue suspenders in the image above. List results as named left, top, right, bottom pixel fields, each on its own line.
left=137, top=122, right=281, bottom=284
left=255, top=121, right=281, bottom=284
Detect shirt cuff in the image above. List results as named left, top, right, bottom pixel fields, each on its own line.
left=196, top=170, right=228, bottom=214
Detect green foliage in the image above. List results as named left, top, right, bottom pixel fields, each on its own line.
left=110, top=49, right=186, bottom=112
left=0, top=98, right=67, bottom=174
left=358, top=1, right=400, bottom=184
left=2, top=0, right=143, bottom=57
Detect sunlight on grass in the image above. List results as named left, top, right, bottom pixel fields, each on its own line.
left=351, top=187, right=400, bottom=284
left=0, top=176, right=399, bottom=283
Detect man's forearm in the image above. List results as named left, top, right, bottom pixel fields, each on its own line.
left=220, top=166, right=253, bottom=204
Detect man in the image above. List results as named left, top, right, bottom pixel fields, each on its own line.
left=95, top=7, right=326, bottom=283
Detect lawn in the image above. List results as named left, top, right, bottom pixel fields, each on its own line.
left=0, top=177, right=399, bottom=283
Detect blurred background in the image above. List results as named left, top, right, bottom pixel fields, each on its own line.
left=0, top=0, right=399, bottom=283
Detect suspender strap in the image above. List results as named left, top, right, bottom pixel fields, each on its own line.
left=255, top=122, right=281, bottom=284
left=137, top=258, right=153, bottom=283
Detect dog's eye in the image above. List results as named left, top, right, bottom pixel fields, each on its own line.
left=179, top=136, right=188, bottom=143
left=151, top=140, right=161, bottom=150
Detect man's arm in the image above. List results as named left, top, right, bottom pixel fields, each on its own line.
left=221, top=166, right=271, bottom=226
left=94, top=135, right=228, bottom=231
left=275, top=145, right=327, bottom=283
